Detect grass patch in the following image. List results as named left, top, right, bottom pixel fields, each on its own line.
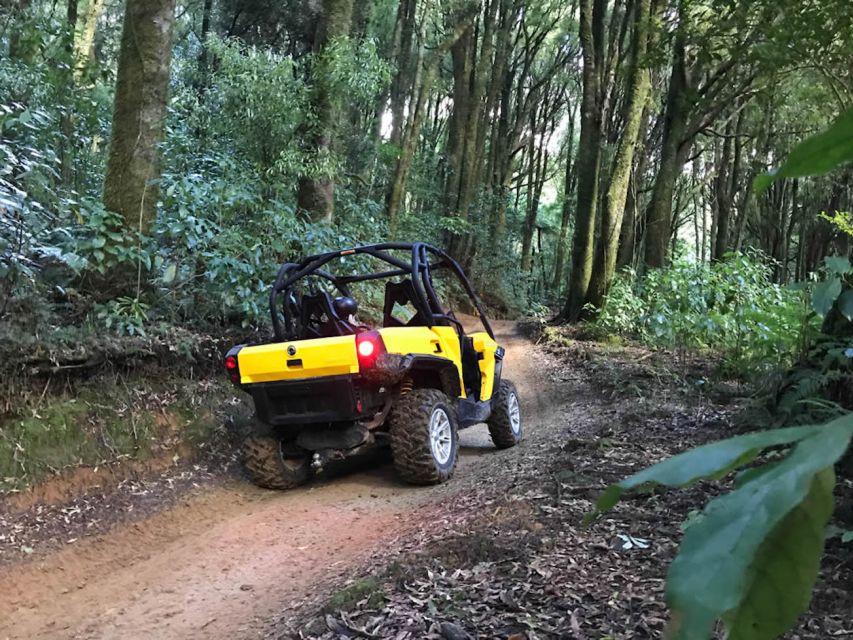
left=0, top=376, right=236, bottom=493
left=324, top=576, right=385, bottom=613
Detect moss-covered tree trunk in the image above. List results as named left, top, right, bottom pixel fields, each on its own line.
left=386, top=8, right=477, bottom=230
left=102, top=0, right=176, bottom=234
left=388, top=0, right=417, bottom=146
left=562, top=0, right=606, bottom=321
left=587, top=0, right=654, bottom=309
left=73, top=0, right=106, bottom=80
left=643, top=17, right=688, bottom=269
left=448, top=0, right=500, bottom=267
left=552, top=105, right=578, bottom=293
left=296, top=0, right=354, bottom=223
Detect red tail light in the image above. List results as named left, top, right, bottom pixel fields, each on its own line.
left=355, top=331, right=385, bottom=370
left=224, top=348, right=242, bottom=385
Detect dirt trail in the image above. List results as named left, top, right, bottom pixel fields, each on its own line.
left=0, top=321, right=558, bottom=640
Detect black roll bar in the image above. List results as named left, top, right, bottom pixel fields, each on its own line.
left=268, top=243, right=494, bottom=341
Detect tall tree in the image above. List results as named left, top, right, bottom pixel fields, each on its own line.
left=552, top=101, right=578, bottom=293
left=103, top=0, right=177, bottom=234
left=642, top=11, right=688, bottom=269
left=73, top=0, right=106, bottom=79
left=388, top=0, right=417, bottom=146
left=386, top=4, right=478, bottom=230
left=297, top=0, right=355, bottom=223
left=587, top=0, right=655, bottom=308
left=562, top=0, right=607, bottom=321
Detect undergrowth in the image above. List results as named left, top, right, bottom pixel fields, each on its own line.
left=590, top=254, right=816, bottom=376
left=0, top=374, right=238, bottom=493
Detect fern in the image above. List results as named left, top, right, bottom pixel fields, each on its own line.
left=776, top=338, right=853, bottom=421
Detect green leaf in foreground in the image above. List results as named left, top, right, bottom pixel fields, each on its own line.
left=825, top=255, right=852, bottom=276
left=755, top=108, right=853, bottom=194
left=839, top=289, right=853, bottom=322
left=592, top=415, right=853, bottom=640
left=721, top=468, right=834, bottom=640
left=811, top=277, right=842, bottom=317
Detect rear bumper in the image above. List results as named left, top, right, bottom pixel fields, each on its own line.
left=248, top=375, right=382, bottom=426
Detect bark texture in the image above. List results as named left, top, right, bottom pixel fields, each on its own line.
left=297, top=0, right=354, bottom=223
left=103, top=0, right=176, bottom=233
left=587, top=0, right=654, bottom=308
left=74, top=0, right=106, bottom=79
left=642, top=20, right=688, bottom=269
left=562, top=0, right=606, bottom=321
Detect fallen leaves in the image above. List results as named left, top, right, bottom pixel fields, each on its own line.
left=273, top=339, right=852, bottom=640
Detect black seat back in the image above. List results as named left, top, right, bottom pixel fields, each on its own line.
left=383, top=280, right=423, bottom=327
left=300, top=291, right=354, bottom=338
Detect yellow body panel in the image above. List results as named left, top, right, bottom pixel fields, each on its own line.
left=377, top=326, right=466, bottom=397
left=471, top=331, right=499, bottom=400
left=236, top=326, right=491, bottom=400
left=237, top=335, right=358, bottom=383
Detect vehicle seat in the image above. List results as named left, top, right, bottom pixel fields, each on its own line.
left=300, top=292, right=355, bottom=338
left=383, top=280, right=426, bottom=327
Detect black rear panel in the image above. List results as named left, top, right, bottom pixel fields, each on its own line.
left=250, top=375, right=379, bottom=426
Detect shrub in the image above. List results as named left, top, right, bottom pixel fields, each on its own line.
left=593, top=254, right=816, bottom=374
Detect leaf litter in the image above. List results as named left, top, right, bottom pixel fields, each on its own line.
left=272, top=335, right=852, bottom=640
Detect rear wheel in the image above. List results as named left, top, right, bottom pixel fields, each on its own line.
left=487, top=380, right=523, bottom=449
left=243, top=434, right=310, bottom=490
left=388, top=388, right=459, bottom=485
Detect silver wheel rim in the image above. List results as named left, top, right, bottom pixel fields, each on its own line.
left=508, top=392, right=521, bottom=435
left=429, top=407, right=453, bottom=466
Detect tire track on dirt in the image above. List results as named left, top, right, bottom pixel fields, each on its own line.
left=0, top=321, right=563, bottom=640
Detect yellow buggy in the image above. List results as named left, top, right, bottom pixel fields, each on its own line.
left=225, top=243, right=522, bottom=489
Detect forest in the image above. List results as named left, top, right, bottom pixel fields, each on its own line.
left=1, top=0, right=852, bottom=638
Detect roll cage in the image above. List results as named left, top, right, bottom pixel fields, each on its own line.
left=269, top=242, right=494, bottom=342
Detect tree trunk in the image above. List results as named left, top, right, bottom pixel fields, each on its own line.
left=67, top=0, right=80, bottom=47
left=388, top=0, right=417, bottom=146
left=297, top=0, right=354, bottom=223
left=444, top=27, right=474, bottom=218
left=74, top=0, right=106, bottom=79
left=642, top=15, right=688, bottom=269
left=60, top=0, right=80, bottom=187
left=616, top=105, right=650, bottom=270
left=587, top=0, right=653, bottom=309
left=711, top=108, right=744, bottom=261
left=562, top=0, right=606, bottom=321
left=449, top=0, right=501, bottom=266
left=103, top=0, right=176, bottom=234
left=521, top=104, right=548, bottom=272
left=386, top=7, right=477, bottom=229
left=9, top=0, right=35, bottom=62
left=552, top=107, right=578, bottom=293
left=198, top=0, right=214, bottom=79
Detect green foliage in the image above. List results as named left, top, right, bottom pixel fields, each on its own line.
left=96, top=296, right=149, bottom=336
left=820, top=210, right=853, bottom=237
left=318, top=37, right=392, bottom=106
left=593, top=254, right=814, bottom=374
left=0, top=51, right=111, bottom=318
left=0, top=375, right=232, bottom=492
left=810, top=255, right=853, bottom=320
left=200, top=37, right=312, bottom=181
left=593, top=414, right=853, bottom=640
left=755, top=108, right=853, bottom=193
